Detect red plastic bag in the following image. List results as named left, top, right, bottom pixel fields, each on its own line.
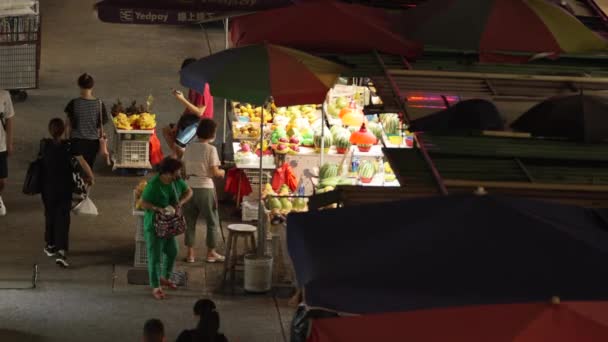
left=272, top=163, right=298, bottom=192
left=149, top=130, right=164, bottom=166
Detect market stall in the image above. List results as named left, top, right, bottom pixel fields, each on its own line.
left=108, top=98, right=159, bottom=173
left=229, top=87, right=406, bottom=223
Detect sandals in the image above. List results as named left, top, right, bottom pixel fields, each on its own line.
left=152, top=288, right=166, bottom=300
left=206, top=253, right=226, bottom=263
left=160, top=277, right=178, bottom=290
left=183, top=257, right=196, bottom=263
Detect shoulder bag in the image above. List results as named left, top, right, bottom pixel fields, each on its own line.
left=154, top=183, right=186, bottom=239
left=22, top=139, right=46, bottom=195
left=98, top=99, right=111, bottom=165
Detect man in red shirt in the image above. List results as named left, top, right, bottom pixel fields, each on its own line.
left=164, top=58, right=214, bottom=158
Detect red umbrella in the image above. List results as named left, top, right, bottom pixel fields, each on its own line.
left=230, top=1, right=422, bottom=58
left=308, top=299, right=608, bottom=342
left=398, top=0, right=608, bottom=62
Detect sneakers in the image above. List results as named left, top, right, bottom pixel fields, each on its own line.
left=55, top=250, right=69, bottom=268
left=44, top=245, right=57, bottom=257
left=0, top=196, right=5, bottom=216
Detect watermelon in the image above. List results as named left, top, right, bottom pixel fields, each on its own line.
left=359, top=161, right=375, bottom=183
left=381, top=114, right=400, bottom=135
left=320, top=176, right=341, bottom=188
left=367, top=122, right=383, bottom=143
left=334, top=133, right=351, bottom=154
left=314, top=131, right=333, bottom=152
left=319, top=163, right=339, bottom=180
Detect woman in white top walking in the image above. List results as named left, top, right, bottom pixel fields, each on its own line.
left=182, top=118, right=226, bottom=263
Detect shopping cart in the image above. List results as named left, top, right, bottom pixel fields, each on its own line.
left=0, top=1, right=41, bottom=102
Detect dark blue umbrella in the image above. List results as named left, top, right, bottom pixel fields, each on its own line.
left=287, top=194, right=608, bottom=314
left=511, top=94, right=608, bottom=143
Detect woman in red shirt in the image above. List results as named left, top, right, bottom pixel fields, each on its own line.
left=163, top=58, right=214, bottom=158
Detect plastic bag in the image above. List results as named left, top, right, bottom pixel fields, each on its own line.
left=149, top=130, right=164, bottom=166
left=72, top=197, right=98, bottom=216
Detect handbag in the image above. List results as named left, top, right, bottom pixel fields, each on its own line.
left=154, top=183, right=186, bottom=238
left=23, top=141, right=45, bottom=195
left=98, top=99, right=111, bottom=166
left=68, top=144, right=88, bottom=206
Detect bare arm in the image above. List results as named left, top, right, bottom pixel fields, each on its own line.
left=5, top=117, right=13, bottom=155
left=65, top=118, right=72, bottom=139
left=177, top=186, right=193, bottom=207
left=173, top=90, right=205, bottom=116
left=211, top=165, right=225, bottom=178
left=75, top=155, right=95, bottom=185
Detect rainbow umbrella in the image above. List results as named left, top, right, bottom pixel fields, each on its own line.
left=180, top=44, right=348, bottom=259
left=400, top=0, right=608, bottom=62
left=180, top=43, right=348, bottom=106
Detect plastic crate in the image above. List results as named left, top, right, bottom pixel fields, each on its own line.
left=135, top=216, right=145, bottom=242
left=134, top=240, right=148, bottom=268
left=242, top=200, right=269, bottom=222
left=118, top=140, right=150, bottom=168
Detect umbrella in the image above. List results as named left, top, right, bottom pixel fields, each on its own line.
left=399, top=0, right=608, bottom=62
left=409, top=99, right=504, bottom=132
left=308, top=300, right=608, bottom=342
left=180, top=44, right=348, bottom=107
left=230, top=1, right=422, bottom=58
left=181, top=44, right=347, bottom=256
left=287, top=194, right=608, bottom=314
left=511, top=94, right=608, bottom=142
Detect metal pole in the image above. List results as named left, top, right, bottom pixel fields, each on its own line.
left=222, top=18, right=229, bottom=144
left=257, top=102, right=266, bottom=257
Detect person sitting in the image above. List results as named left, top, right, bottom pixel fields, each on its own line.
left=176, top=299, right=228, bottom=342
left=143, top=319, right=166, bottom=342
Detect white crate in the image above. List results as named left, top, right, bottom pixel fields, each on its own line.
left=242, top=200, right=269, bottom=222
left=135, top=216, right=145, bottom=242
left=134, top=240, right=148, bottom=268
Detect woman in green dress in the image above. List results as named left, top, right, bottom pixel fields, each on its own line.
left=140, top=157, right=193, bottom=299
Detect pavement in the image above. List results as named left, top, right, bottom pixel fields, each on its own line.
left=0, top=1, right=294, bottom=341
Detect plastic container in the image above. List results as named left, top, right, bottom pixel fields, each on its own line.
left=175, top=122, right=199, bottom=148
left=244, top=254, right=273, bottom=293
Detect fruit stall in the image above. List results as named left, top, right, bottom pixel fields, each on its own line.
left=228, top=86, right=406, bottom=221
left=109, top=98, right=158, bottom=172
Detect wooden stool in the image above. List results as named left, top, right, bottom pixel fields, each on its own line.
left=222, top=224, right=257, bottom=290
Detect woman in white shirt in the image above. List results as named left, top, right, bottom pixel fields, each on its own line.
left=182, top=119, right=226, bottom=263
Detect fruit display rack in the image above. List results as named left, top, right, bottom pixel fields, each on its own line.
left=109, top=120, right=154, bottom=172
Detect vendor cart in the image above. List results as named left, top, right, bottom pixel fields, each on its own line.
left=0, top=0, right=41, bottom=102
left=109, top=122, right=154, bottom=173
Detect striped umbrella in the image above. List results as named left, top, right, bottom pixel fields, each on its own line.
left=180, top=44, right=348, bottom=106
left=400, top=0, right=608, bottom=62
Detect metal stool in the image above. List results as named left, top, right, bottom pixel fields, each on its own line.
left=222, top=224, right=257, bottom=290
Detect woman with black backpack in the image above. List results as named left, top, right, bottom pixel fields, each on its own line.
left=41, top=118, right=94, bottom=268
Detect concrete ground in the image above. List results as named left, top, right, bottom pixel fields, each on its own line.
left=0, top=1, right=293, bottom=341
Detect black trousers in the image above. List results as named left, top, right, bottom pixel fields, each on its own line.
left=71, top=138, right=99, bottom=169
left=42, top=193, right=71, bottom=251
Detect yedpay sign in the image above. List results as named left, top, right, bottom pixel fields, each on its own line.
left=97, top=0, right=289, bottom=24
left=119, top=9, right=169, bottom=23
left=118, top=8, right=218, bottom=23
